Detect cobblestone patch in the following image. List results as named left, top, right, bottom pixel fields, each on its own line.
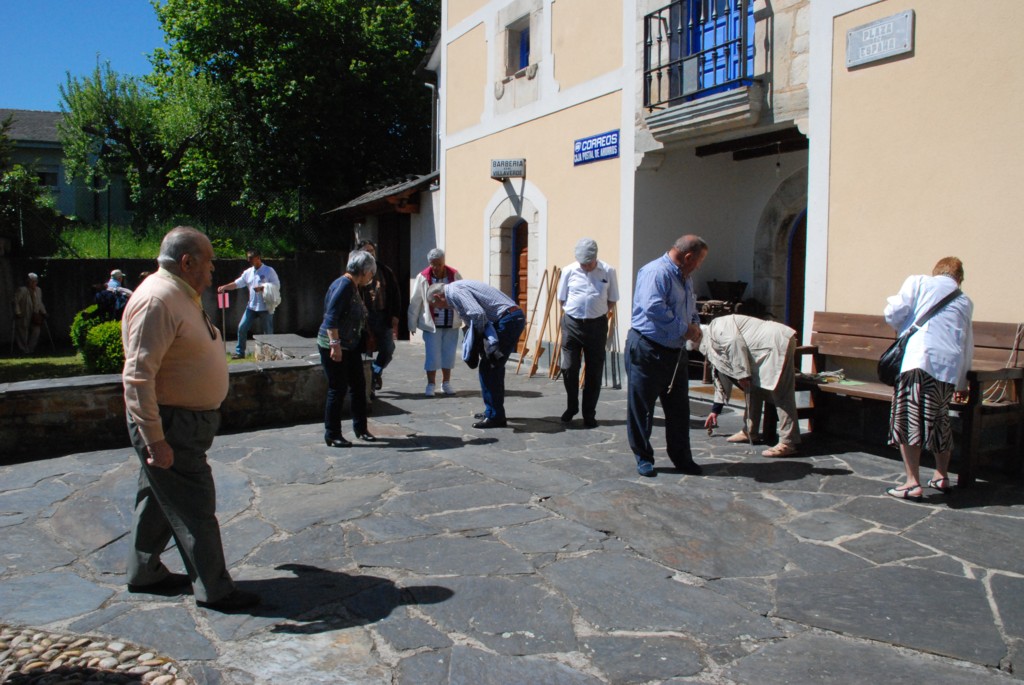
left=0, top=624, right=190, bottom=685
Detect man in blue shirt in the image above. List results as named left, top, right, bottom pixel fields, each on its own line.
left=428, top=280, right=526, bottom=429
left=626, top=235, right=708, bottom=477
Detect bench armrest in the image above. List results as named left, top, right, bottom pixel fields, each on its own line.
left=967, top=367, right=1024, bottom=383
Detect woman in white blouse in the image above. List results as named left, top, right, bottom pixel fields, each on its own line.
left=884, top=257, right=974, bottom=500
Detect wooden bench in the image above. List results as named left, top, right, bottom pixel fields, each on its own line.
left=797, top=312, right=1023, bottom=487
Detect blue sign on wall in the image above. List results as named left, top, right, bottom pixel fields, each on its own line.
left=574, top=130, right=620, bottom=166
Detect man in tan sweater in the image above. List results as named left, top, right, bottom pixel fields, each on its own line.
left=121, top=226, right=259, bottom=612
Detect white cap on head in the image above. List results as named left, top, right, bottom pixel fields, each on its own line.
left=111, top=269, right=124, bottom=280
left=27, top=272, right=38, bottom=281
left=575, top=238, right=598, bottom=264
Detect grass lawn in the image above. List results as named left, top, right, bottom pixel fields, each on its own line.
left=0, top=351, right=87, bottom=383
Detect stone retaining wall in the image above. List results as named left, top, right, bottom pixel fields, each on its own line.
left=0, top=360, right=326, bottom=463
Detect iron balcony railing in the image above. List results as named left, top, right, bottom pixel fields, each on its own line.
left=644, top=0, right=754, bottom=111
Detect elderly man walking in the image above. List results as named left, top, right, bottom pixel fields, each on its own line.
left=557, top=238, right=619, bottom=428
left=122, top=226, right=259, bottom=612
left=700, top=314, right=801, bottom=457
left=626, top=235, right=708, bottom=477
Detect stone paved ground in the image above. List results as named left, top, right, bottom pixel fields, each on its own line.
left=1, top=341, right=1022, bottom=684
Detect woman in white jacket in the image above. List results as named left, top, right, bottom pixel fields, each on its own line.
left=408, top=249, right=462, bottom=396
left=884, top=256, right=974, bottom=501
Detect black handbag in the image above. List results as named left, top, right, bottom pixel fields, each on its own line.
left=877, top=288, right=962, bottom=386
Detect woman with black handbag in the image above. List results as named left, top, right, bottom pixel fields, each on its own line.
left=883, top=257, right=974, bottom=500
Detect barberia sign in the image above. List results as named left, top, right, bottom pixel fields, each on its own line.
left=490, top=158, right=526, bottom=179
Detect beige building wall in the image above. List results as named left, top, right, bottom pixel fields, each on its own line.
left=448, top=0, right=487, bottom=28
left=443, top=93, right=623, bottom=282
left=446, top=23, right=488, bottom=134
left=827, top=0, right=1023, bottom=321
left=552, top=0, right=622, bottom=90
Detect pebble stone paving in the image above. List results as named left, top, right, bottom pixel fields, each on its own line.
left=1, top=341, right=1022, bottom=684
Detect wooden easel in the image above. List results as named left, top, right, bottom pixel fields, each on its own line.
left=526, top=265, right=561, bottom=377
left=516, top=266, right=550, bottom=374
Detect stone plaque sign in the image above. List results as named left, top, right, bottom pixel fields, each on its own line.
left=491, top=158, right=526, bottom=179
left=846, top=10, right=914, bottom=68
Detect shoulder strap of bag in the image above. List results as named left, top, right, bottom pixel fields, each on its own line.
left=907, top=288, right=961, bottom=335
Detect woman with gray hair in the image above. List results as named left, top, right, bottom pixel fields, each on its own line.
left=407, top=248, right=463, bottom=396
left=318, top=250, right=377, bottom=447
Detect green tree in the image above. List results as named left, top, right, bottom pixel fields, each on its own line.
left=153, top=0, right=440, bottom=214
left=58, top=61, right=218, bottom=218
left=0, top=115, right=58, bottom=246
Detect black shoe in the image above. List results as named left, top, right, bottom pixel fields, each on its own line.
left=672, top=460, right=703, bottom=475
left=583, top=416, right=598, bottom=428
left=372, top=373, right=383, bottom=391
left=474, top=412, right=488, bottom=419
left=473, top=417, right=507, bottom=429
left=561, top=409, right=577, bottom=423
left=197, top=589, right=261, bottom=613
left=128, top=573, right=191, bottom=596
left=356, top=431, right=376, bottom=442
left=325, top=435, right=351, bottom=448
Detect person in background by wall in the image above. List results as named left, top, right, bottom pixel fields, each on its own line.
left=625, top=234, right=708, bottom=477
left=557, top=238, right=619, bottom=428
left=319, top=250, right=377, bottom=446
left=108, top=269, right=128, bottom=291
left=217, top=250, right=280, bottom=359
left=408, top=248, right=462, bottom=397
left=356, top=240, right=401, bottom=393
left=121, top=226, right=260, bottom=612
left=883, top=256, right=974, bottom=501
left=13, top=272, right=47, bottom=354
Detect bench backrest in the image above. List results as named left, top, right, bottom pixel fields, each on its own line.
left=810, top=312, right=1023, bottom=371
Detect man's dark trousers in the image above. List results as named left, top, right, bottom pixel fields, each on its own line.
left=625, top=329, right=694, bottom=470
left=478, top=310, right=526, bottom=420
left=561, top=314, right=607, bottom=421
left=127, top=407, right=235, bottom=603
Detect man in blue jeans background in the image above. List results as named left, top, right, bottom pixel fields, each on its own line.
left=217, top=250, right=280, bottom=359
left=427, top=280, right=525, bottom=429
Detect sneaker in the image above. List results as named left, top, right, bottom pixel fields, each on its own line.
left=425, top=383, right=435, bottom=397
left=372, top=372, right=383, bottom=391
left=441, top=382, right=455, bottom=395
left=637, top=461, right=656, bottom=477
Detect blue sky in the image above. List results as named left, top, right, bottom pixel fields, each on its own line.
left=0, top=1, right=166, bottom=111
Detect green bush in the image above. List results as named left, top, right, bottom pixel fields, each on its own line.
left=82, top=320, right=125, bottom=374
left=70, top=304, right=104, bottom=353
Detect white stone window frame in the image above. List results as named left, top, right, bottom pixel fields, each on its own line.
left=494, top=0, right=543, bottom=109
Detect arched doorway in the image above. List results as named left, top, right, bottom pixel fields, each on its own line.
left=785, top=209, right=807, bottom=340
left=511, top=219, right=529, bottom=310
left=752, top=167, right=808, bottom=333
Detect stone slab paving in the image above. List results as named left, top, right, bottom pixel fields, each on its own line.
left=1, top=341, right=1022, bottom=683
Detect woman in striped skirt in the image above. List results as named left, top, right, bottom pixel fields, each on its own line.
left=884, top=257, right=974, bottom=501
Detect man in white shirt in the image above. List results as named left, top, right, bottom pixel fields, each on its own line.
left=217, top=250, right=280, bottom=359
left=557, top=238, right=619, bottom=428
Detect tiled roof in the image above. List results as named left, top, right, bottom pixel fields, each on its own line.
left=325, top=171, right=439, bottom=217
left=0, top=109, right=63, bottom=143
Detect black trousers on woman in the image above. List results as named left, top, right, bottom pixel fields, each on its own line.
left=319, top=345, right=368, bottom=441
